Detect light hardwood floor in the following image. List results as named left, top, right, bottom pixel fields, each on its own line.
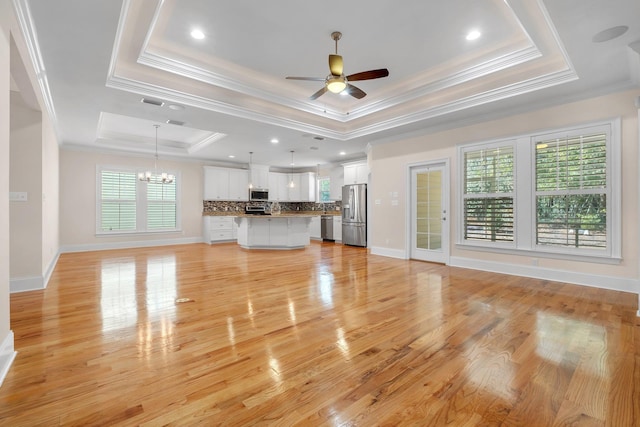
left=1, top=242, right=638, bottom=426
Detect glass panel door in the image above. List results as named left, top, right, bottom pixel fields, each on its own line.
left=411, top=163, right=448, bottom=263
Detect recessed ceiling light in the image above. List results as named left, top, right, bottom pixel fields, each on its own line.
left=466, top=30, right=481, bottom=41
left=228, top=155, right=235, bottom=158
left=168, top=104, right=184, bottom=111
left=339, top=151, right=346, bottom=156
left=270, top=138, right=279, bottom=144
left=190, top=29, right=205, bottom=40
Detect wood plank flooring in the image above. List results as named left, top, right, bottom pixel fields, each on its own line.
left=1, top=242, right=638, bottom=426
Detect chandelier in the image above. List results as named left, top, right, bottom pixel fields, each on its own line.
left=138, top=124, right=174, bottom=184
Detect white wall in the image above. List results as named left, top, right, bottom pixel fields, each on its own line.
left=41, top=112, right=59, bottom=285
left=60, top=149, right=204, bottom=251
left=371, top=89, right=640, bottom=294
left=0, top=0, right=16, bottom=386
left=9, top=91, right=42, bottom=278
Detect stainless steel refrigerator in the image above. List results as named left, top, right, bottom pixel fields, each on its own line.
left=342, top=184, right=367, bottom=247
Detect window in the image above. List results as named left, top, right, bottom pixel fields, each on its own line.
left=99, top=170, right=137, bottom=232
left=458, top=120, right=620, bottom=260
left=97, top=167, right=179, bottom=234
left=318, top=177, right=331, bottom=202
left=147, top=177, right=177, bottom=230
left=463, top=145, right=514, bottom=243
left=535, top=132, right=607, bottom=249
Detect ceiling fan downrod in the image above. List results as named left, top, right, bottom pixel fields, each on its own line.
left=331, top=31, right=342, bottom=54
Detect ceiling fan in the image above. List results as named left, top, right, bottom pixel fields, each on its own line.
left=286, top=31, right=389, bottom=100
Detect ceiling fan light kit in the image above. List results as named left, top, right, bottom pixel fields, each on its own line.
left=326, top=76, right=347, bottom=93
left=286, top=31, right=389, bottom=100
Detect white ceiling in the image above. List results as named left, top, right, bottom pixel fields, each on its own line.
left=12, top=0, right=640, bottom=169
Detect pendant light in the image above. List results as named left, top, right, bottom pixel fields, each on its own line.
left=138, top=124, right=174, bottom=184
left=289, top=150, right=295, bottom=188
left=248, top=151, right=254, bottom=189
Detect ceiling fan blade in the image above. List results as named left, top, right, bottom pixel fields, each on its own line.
left=344, top=84, right=366, bottom=99
left=346, top=68, right=389, bottom=81
left=329, top=54, right=343, bottom=76
left=310, top=86, right=328, bottom=100
left=286, top=76, right=325, bottom=81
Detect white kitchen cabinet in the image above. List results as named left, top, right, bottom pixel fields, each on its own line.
left=333, top=216, right=342, bottom=242
left=203, top=216, right=237, bottom=243
left=268, top=172, right=316, bottom=201
left=249, top=164, right=270, bottom=189
left=269, top=218, right=289, bottom=246
left=268, top=172, right=289, bottom=201
left=298, top=172, right=316, bottom=202
left=309, top=216, right=321, bottom=239
left=343, top=161, right=369, bottom=185
left=329, top=166, right=343, bottom=200
left=204, top=166, right=248, bottom=201
left=236, top=216, right=311, bottom=249
left=228, top=168, right=249, bottom=201
left=203, top=167, right=229, bottom=200
left=287, top=174, right=301, bottom=201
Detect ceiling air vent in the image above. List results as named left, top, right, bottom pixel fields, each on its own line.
left=140, top=97, right=164, bottom=107
left=166, top=119, right=185, bottom=126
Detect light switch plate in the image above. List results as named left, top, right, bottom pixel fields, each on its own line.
left=9, top=192, right=28, bottom=202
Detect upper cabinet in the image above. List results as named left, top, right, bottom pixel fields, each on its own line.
left=268, top=172, right=316, bottom=202
left=329, top=166, right=343, bottom=201
left=343, top=161, right=369, bottom=185
left=249, top=164, right=270, bottom=189
left=228, top=168, right=249, bottom=201
left=268, top=172, right=289, bottom=201
left=203, top=166, right=249, bottom=201
left=298, top=172, right=316, bottom=202
left=204, top=166, right=316, bottom=202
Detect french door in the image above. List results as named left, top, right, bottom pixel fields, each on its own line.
left=410, top=162, right=449, bottom=263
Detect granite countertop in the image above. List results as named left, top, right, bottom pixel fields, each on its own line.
left=203, top=211, right=341, bottom=217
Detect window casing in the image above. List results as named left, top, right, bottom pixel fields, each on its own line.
left=457, top=119, right=620, bottom=261
left=97, top=166, right=180, bottom=234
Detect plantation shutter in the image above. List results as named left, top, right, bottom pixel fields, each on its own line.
left=463, top=146, right=514, bottom=242
left=147, top=175, right=177, bottom=230
left=100, top=171, right=137, bottom=232
left=535, top=133, right=607, bottom=248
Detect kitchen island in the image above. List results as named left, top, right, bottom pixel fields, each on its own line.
left=235, top=215, right=313, bottom=249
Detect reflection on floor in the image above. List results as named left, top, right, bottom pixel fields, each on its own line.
left=2, top=242, right=638, bottom=426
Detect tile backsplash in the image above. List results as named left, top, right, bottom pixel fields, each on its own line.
left=203, top=200, right=341, bottom=213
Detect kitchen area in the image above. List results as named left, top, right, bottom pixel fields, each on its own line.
left=202, top=160, right=368, bottom=249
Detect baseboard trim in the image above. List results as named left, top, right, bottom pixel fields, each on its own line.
left=0, top=331, right=16, bottom=388
left=43, top=251, right=60, bottom=289
left=10, top=251, right=61, bottom=293
left=449, top=256, right=639, bottom=295
left=10, top=276, right=44, bottom=293
left=60, top=237, right=203, bottom=253
left=370, top=246, right=407, bottom=259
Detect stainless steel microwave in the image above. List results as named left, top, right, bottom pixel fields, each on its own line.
left=249, top=188, right=268, bottom=201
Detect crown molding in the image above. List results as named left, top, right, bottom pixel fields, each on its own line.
left=105, top=74, right=348, bottom=140
left=11, top=0, right=59, bottom=138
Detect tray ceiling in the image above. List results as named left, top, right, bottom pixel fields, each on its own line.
left=12, top=0, right=640, bottom=168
